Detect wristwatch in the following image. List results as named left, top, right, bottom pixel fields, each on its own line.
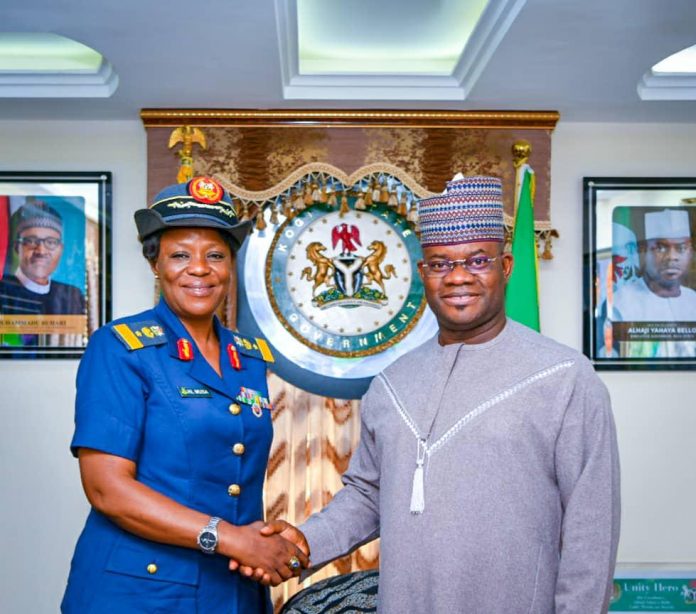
left=197, top=516, right=221, bottom=554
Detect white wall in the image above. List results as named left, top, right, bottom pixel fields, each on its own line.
left=547, top=122, right=696, bottom=565
left=0, top=120, right=695, bottom=612
left=0, top=120, right=150, bottom=613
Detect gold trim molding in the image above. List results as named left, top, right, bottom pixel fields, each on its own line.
left=141, top=109, right=560, bottom=130
left=214, top=162, right=435, bottom=203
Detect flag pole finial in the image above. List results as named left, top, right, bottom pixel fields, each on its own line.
left=512, top=140, right=531, bottom=169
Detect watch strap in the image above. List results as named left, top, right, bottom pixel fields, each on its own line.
left=206, top=516, right=221, bottom=531
left=197, top=516, right=221, bottom=554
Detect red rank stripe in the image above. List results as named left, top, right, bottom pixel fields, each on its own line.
left=227, top=343, right=241, bottom=370
left=177, top=338, right=193, bottom=361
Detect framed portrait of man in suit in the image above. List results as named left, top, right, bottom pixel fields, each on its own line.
left=0, top=172, right=111, bottom=359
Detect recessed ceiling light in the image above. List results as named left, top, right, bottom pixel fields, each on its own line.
left=276, top=0, right=527, bottom=100
left=0, top=32, right=118, bottom=97
left=652, top=44, right=696, bottom=74
left=637, top=43, right=696, bottom=101
left=297, top=0, right=489, bottom=75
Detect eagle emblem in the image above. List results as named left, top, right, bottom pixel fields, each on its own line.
left=300, top=223, right=397, bottom=308
left=331, top=223, right=361, bottom=256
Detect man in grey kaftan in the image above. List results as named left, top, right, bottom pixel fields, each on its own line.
left=301, top=319, right=620, bottom=613
left=300, top=175, right=620, bottom=613
left=252, top=175, right=620, bottom=613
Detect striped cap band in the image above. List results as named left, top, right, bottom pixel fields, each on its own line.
left=417, top=175, right=504, bottom=246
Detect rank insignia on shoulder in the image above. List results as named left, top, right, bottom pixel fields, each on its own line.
left=227, top=343, right=242, bottom=370
left=111, top=321, right=167, bottom=351
left=232, top=333, right=275, bottom=363
left=177, top=338, right=194, bottom=361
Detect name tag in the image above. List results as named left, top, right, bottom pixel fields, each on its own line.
left=178, top=386, right=212, bottom=398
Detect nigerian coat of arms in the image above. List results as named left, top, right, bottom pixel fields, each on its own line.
left=266, top=202, right=425, bottom=357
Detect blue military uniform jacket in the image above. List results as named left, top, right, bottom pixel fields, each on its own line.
left=61, top=299, right=274, bottom=613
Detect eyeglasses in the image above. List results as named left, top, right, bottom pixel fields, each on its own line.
left=16, top=236, right=62, bottom=251
left=421, top=256, right=498, bottom=277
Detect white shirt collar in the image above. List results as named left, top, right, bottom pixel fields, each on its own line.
left=15, top=267, right=51, bottom=295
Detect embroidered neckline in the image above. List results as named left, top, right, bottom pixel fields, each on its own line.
left=379, top=359, right=575, bottom=514
left=380, top=360, right=574, bottom=457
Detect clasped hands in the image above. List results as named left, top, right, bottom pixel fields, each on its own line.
left=227, top=520, right=310, bottom=586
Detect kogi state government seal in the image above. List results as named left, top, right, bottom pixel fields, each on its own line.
left=266, top=202, right=425, bottom=358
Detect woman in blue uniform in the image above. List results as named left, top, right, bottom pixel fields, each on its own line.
left=61, top=177, right=308, bottom=613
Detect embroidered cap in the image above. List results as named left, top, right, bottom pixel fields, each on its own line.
left=16, top=201, right=63, bottom=236
left=134, top=176, right=252, bottom=250
left=416, top=174, right=504, bottom=247
left=644, top=209, right=691, bottom=241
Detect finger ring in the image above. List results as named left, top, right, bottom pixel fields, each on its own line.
left=287, top=556, right=301, bottom=570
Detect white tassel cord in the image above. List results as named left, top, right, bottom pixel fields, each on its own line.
left=410, top=439, right=427, bottom=514
left=385, top=362, right=575, bottom=515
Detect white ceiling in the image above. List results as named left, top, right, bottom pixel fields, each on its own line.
left=1, top=0, right=696, bottom=122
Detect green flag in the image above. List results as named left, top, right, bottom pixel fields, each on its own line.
left=505, top=165, right=540, bottom=331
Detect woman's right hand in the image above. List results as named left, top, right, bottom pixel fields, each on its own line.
left=219, top=521, right=309, bottom=586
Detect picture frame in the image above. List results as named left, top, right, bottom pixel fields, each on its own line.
left=0, top=171, right=111, bottom=359
left=583, top=177, right=696, bottom=369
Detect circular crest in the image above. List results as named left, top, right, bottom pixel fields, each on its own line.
left=188, top=176, right=224, bottom=204
left=266, top=203, right=424, bottom=358
left=237, top=183, right=438, bottom=399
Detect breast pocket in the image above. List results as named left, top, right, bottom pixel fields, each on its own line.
left=105, top=533, right=200, bottom=587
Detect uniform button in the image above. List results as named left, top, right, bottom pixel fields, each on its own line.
left=146, top=563, right=158, bottom=574
left=232, top=443, right=245, bottom=455
left=228, top=484, right=241, bottom=496
left=229, top=403, right=241, bottom=415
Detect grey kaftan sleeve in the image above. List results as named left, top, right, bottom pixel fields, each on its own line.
left=554, top=360, right=621, bottom=614
left=300, top=382, right=382, bottom=569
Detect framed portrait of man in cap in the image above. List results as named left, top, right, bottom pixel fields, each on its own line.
left=0, top=172, right=111, bottom=358
left=584, top=177, right=696, bottom=369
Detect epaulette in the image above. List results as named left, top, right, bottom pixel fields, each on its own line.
left=232, top=332, right=275, bottom=363
left=111, top=320, right=167, bottom=351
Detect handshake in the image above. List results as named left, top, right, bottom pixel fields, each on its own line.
left=225, top=519, right=310, bottom=587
